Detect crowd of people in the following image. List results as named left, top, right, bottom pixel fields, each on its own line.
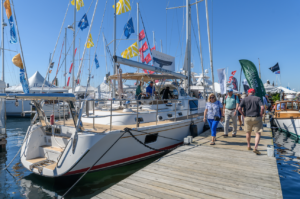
left=204, top=88, right=270, bottom=155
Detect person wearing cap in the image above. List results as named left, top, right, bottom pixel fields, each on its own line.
left=146, top=81, right=156, bottom=97
left=223, top=88, right=240, bottom=137
left=238, top=88, right=264, bottom=155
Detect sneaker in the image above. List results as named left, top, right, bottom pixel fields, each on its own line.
left=239, top=127, right=243, bottom=130
left=223, top=134, right=228, bottom=137
left=232, top=134, right=236, bottom=137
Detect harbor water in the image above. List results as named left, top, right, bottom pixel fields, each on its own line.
left=1, top=118, right=300, bottom=198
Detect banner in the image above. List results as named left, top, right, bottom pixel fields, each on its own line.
left=95, top=54, right=100, bottom=69
left=152, top=50, right=175, bottom=71
left=232, top=77, right=238, bottom=91
left=269, top=63, right=280, bottom=73
left=4, top=0, right=17, bottom=44
left=217, top=68, right=226, bottom=94
left=239, top=59, right=266, bottom=100
left=20, top=69, right=29, bottom=93
left=242, top=79, right=250, bottom=93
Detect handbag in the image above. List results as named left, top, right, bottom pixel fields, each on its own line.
left=214, top=101, right=221, bottom=121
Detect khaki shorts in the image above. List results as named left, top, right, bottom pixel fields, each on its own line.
left=244, top=117, right=263, bottom=133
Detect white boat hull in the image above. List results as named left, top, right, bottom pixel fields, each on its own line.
left=274, top=118, right=300, bottom=138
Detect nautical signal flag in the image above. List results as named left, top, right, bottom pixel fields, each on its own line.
left=269, top=62, right=280, bottom=73
left=139, top=30, right=145, bottom=41
left=140, top=41, right=148, bottom=52
left=71, top=0, right=84, bottom=12
left=95, top=54, right=100, bottom=69
left=151, top=46, right=156, bottom=51
left=4, top=0, right=17, bottom=44
left=139, top=48, right=145, bottom=62
left=12, top=53, right=23, bottom=69
left=275, top=71, right=280, bottom=74
left=86, top=33, right=94, bottom=48
left=124, top=17, right=135, bottom=39
left=67, top=77, right=70, bottom=86
left=113, top=0, right=131, bottom=15
left=78, top=13, right=89, bottom=30
left=121, top=42, right=139, bottom=59
left=144, top=53, right=152, bottom=64
left=231, top=70, right=236, bottom=76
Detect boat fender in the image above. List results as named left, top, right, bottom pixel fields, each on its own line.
left=190, top=121, right=198, bottom=138
left=157, top=115, right=163, bottom=121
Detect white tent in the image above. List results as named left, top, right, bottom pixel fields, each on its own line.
left=6, top=71, right=68, bottom=93
left=277, top=86, right=296, bottom=94
left=264, top=83, right=282, bottom=93
left=68, top=85, right=96, bottom=94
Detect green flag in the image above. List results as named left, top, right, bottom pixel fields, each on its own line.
left=239, top=59, right=266, bottom=101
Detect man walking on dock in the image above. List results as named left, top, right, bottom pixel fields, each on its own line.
left=238, top=88, right=264, bottom=155
left=223, top=88, right=239, bottom=137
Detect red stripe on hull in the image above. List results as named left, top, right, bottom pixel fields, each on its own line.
left=65, top=142, right=182, bottom=176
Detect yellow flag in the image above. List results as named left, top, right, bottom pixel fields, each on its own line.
left=121, top=42, right=138, bottom=59
left=86, top=33, right=94, bottom=48
left=71, top=0, right=84, bottom=12
left=112, top=0, right=131, bottom=15
left=12, top=53, right=23, bottom=69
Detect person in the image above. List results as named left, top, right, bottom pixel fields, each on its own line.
left=203, top=93, right=223, bottom=145
left=198, top=91, right=203, bottom=99
left=263, top=94, right=269, bottom=123
left=146, top=81, right=155, bottom=97
left=223, top=88, right=240, bottom=137
left=160, top=87, right=173, bottom=100
left=238, top=88, right=264, bottom=155
left=135, top=82, right=142, bottom=100
left=237, top=94, right=243, bottom=130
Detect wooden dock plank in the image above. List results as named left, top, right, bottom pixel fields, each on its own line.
left=95, top=123, right=282, bottom=199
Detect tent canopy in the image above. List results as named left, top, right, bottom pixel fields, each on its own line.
left=277, top=86, right=296, bottom=94
left=264, top=83, right=282, bottom=94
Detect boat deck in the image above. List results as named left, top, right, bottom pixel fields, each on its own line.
left=94, top=120, right=282, bottom=199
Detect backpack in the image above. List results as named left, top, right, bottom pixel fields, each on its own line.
left=223, top=95, right=237, bottom=105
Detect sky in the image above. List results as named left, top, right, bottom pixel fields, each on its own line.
left=1, top=0, right=300, bottom=91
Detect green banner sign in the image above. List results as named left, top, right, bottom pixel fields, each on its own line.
left=239, top=59, right=266, bottom=101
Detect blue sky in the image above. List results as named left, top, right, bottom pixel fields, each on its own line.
left=2, top=0, right=300, bottom=90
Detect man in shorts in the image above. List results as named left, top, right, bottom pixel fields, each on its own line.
left=238, top=88, right=264, bottom=155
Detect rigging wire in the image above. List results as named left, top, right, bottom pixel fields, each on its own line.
left=174, top=8, right=185, bottom=72
left=165, top=0, right=171, bottom=54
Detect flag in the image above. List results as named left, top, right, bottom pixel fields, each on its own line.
left=139, top=48, right=144, bottom=62
left=148, top=70, right=155, bottom=74
left=275, top=71, right=280, bottom=74
left=12, top=53, right=23, bottom=69
left=69, top=63, right=73, bottom=74
left=239, top=59, right=266, bottom=101
left=144, top=53, right=152, bottom=64
left=78, top=13, right=89, bottom=30
left=140, top=41, right=148, bottom=52
left=67, top=77, right=70, bottom=86
left=228, top=76, right=233, bottom=83
left=71, top=0, right=84, bottom=12
left=121, top=42, right=139, bottom=59
left=232, top=77, right=238, bottom=91
left=217, top=68, right=226, bottom=94
left=151, top=46, right=156, bottom=51
left=50, top=62, right=54, bottom=68
left=269, top=62, right=280, bottom=72
left=86, top=33, right=94, bottom=48
left=231, top=70, right=236, bottom=76
left=242, top=79, right=250, bottom=93
left=142, top=69, right=148, bottom=74
left=20, top=69, right=29, bottom=93
left=139, top=29, right=145, bottom=41
left=124, top=17, right=134, bottom=39
left=4, top=0, right=17, bottom=44
left=95, top=54, right=100, bottom=69
left=113, top=0, right=131, bottom=15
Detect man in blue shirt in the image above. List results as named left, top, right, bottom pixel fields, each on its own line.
left=223, top=88, right=240, bottom=137
left=146, top=81, right=155, bottom=96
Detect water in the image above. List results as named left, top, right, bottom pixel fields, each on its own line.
left=0, top=118, right=163, bottom=198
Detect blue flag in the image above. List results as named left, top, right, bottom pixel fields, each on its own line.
left=95, top=54, right=100, bottom=69
left=78, top=14, right=89, bottom=30
left=8, top=16, right=17, bottom=44
left=124, top=18, right=135, bottom=39
left=20, top=69, right=29, bottom=93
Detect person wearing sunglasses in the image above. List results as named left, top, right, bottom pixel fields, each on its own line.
left=203, top=93, right=224, bottom=145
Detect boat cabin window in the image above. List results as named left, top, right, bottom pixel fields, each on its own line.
left=293, top=102, right=299, bottom=110
left=280, top=103, right=286, bottom=110
left=287, top=102, right=292, bottom=109
left=276, top=103, right=280, bottom=110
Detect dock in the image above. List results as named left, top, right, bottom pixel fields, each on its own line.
left=94, top=124, right=282, bottom=199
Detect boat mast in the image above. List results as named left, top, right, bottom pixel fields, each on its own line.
left=195, top=1, right=205, bottom=98
left=186, top=0, right=191, bottom=96
left=137, top=3, right=139, bottom=72
left=65, top=27, right=67, bottom=87
left=160, top=40, right=163, bottom=52
left=113, top=0, right=116, bottom=98
left=72, top=1, right=76, bottom=93
left=205, top=0, right=215, bottom=94
left=103, top=33, right=107, bottom=77
left=1, top=0, right=4, bottom=82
